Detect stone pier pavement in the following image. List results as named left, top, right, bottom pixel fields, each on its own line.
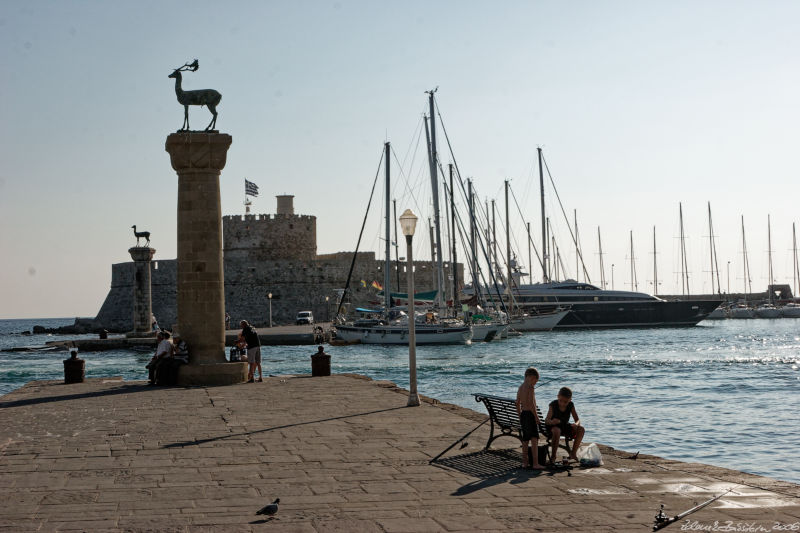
left=1, top=374, right=798, bottom=532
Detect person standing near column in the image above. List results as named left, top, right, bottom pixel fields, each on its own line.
left=240, top=320, right=262, bottom=383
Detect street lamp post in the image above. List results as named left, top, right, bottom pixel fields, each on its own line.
left=268, top=293, right=273, bottom=328
left=325, top=296, right=330, bottom=323
left=399, top=208, right=420, bottom=407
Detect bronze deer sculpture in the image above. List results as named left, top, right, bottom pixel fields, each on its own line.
left=168, top=59, right=222, bottom=131
left=132, top=225, right=151, bottom=247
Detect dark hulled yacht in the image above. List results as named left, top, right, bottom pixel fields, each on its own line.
left=509, top=280, right=722, bottom=329
left=464, top=280, right=722, bottom=329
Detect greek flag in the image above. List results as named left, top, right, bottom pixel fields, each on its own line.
left=245, top=179, right=259, bottom=197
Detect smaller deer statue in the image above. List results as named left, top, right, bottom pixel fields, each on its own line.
left=168, top=59, right=222, bottom=131
left=132, top=225, right=151, bottom=247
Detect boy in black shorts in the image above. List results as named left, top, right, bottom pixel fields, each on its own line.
left=545, top=386, right=586, bottom=464
left=515, top=367, right=544, bottom=470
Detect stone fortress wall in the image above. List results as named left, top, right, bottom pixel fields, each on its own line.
left=94, top=196, right=462, bottom=332
left=222, top=213, right=316, bottom=261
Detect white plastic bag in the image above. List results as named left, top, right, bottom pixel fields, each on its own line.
left=576, top=443, right=604, bottom=467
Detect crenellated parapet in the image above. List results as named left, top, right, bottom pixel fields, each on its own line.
left=223, top=213, right=316, bottom=261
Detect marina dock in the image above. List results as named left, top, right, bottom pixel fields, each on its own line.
left=12, top=324, right=335, bottom=353
left=1, top=373, right=798, bottom=531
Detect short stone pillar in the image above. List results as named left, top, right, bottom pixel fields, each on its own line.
left=311, top=346, right=331, bottom=377
left=128, top=246, right=156, bottom=335
left=63, top=349, right=85, bottom=383
left=165, top=132, right=247, bottom=385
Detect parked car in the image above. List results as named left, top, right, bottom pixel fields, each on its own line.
left=296, top=311, right=314, bottom=325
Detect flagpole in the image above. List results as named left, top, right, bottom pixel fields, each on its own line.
left=244, top=179, right=259, bottom=214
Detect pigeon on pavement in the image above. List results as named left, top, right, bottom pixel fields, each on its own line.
left=256, top=498, right=280, bottom=516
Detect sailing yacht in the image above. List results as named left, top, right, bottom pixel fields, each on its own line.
left=783, top=223, right=800, bottom=317
left=729, top=303, right=755, bottom=319
left=756, top=215, right=782, bottom=319
left=499, top=148, right=721, bottom=329
left=334, top=105, right=473, bottom=345
left=335, top=310, right=472, bottom=344
left=780, top=303, right=800, bottom=318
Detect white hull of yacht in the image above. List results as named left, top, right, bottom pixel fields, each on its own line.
left=755, top=306, right=781, bottom=319
left=706, top=307, right=727, bottom=319
left=471, top=322, right=509, bottom=342
left=729, top=307, right=755, bottom=319
left=781, top=305, right=800, bottom=318
left=334, top=324, right=473, bottom=345
left=510, top=310, right=569, bottom=332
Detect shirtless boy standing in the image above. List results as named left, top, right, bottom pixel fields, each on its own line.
left=515, top=366, right=544, bottom=470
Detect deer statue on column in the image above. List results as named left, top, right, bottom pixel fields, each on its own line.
left=168, top=59, right=222, bottom=132
left=131, top=225, right=151, bottom=246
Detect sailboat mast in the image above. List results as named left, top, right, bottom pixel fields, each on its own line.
left=708, top=203, right=722, bottom=295
left=538, top=147, right=548, bottom=282
left=575, top=210, right=580, bottom=281
left=707, top=202, right=715, bottom=296
left=429, top=220, right=437, bottom=289
left=653, top=226, right=658, bottom=295
left=393, top=199, right=400, bottom=296
left=527, top=222, right=532, bottom=288
left=384, top=142, right=391, bottom=310
left=469, top=179, right=479, bottom=301
left=792, top=222, right=799, bottom=301
left=505, top=180, right=512, bottom=297
left=491, top=200, right=496, bottom=278
left=598, top=227, right=606, bottom=289
left=426, top=91, right=446, bottom=311
left=741, top=215, right=750, bottom=300
left=679, top=202, right=689, bottom=296
left=630, top=231, right=635, bottom=292
left=767, top=214, right=774, bottom=304
left=450, top=164, right=459, bottom=309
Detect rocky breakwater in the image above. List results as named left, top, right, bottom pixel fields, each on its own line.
left=22, top=318, right=103, bottom=336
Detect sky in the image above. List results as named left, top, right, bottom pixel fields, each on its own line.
left=2, top=1, right=799, bottom=319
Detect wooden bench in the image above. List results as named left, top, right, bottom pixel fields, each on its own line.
left=473, top=393, right=572, bottom=463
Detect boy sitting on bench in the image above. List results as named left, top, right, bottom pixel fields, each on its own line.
left=545, top=386, right=586, bottom=464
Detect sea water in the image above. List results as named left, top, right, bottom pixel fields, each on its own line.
left=1, top=317, right=798, bottom=484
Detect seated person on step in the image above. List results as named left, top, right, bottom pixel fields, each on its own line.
left=159, top=333, right=188, bottom=386
left=146, top=331, right=172, bottom=384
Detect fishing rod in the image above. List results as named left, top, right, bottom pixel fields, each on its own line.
left=653, top=489, right=732, bottom=531
left=429, top=418, right=488, bottom=464
left=534, top=376, right=559, bottom=389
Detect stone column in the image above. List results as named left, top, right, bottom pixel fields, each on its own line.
left=165, top=132, right=247, bottom=385
left=128, top=246, right=155, bottom=335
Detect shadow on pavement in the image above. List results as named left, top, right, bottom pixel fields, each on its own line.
left=0, top=383, right=155, bottom=409
left=434, top=449, right=573, bottom=496
left=162, top=405, right=408, bottom=448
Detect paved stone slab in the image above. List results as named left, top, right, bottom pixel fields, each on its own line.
left=1, top=375, right=798, bottom=531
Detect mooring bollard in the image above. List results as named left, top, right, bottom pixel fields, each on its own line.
left=63, top=348, right=85, bottom=383
left=311, top=345, right=331, bottom=377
